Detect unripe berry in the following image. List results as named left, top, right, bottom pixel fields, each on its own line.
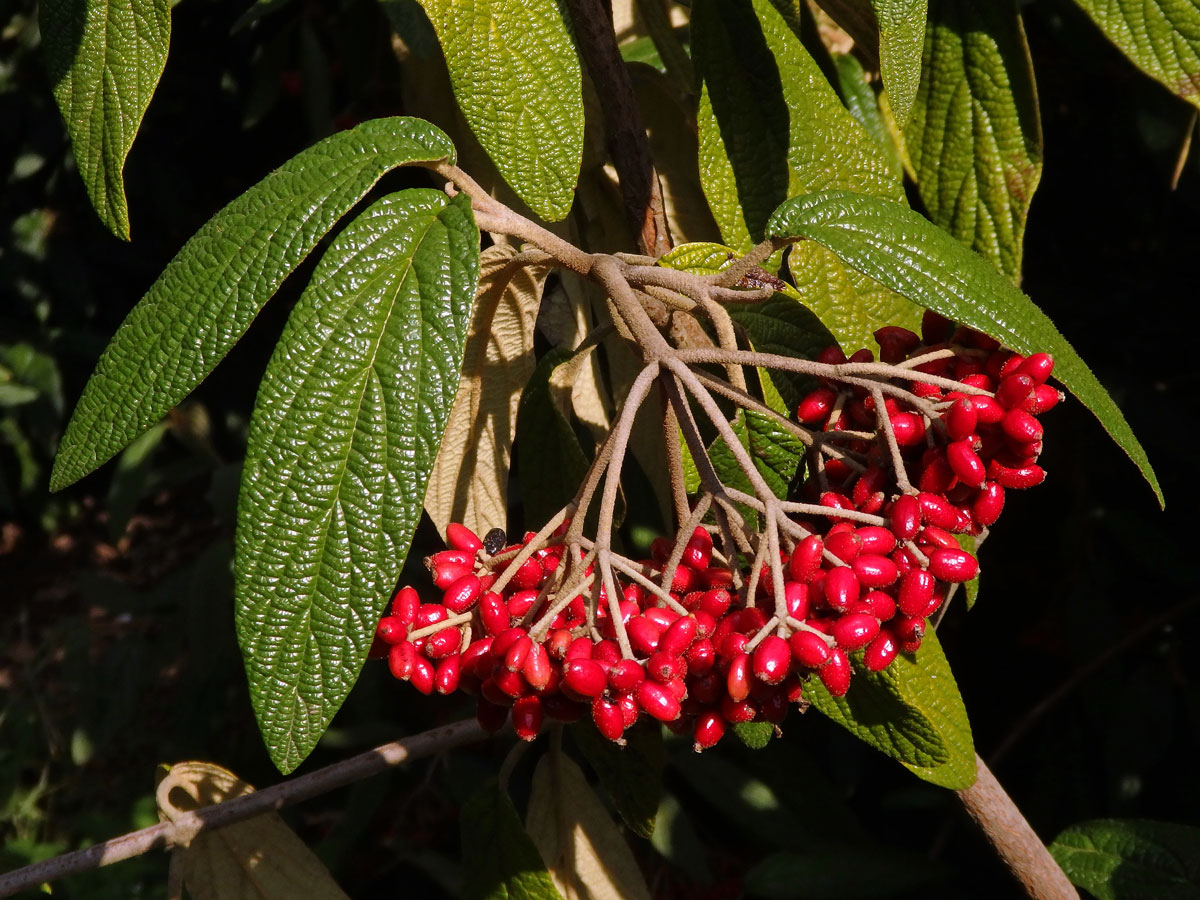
left=461, top=638, right=496, bottom=679
left=637, top=680, right=681, bottom=721
left=789, top=630, right=832, bottom=668
left=752, top=635, right=791, bottom=685
left=892, top=615, right=926, bottom=644
left=928, top=548, right=979, bottom=583
left=819, top=648, right=852, bottom=697
left=682, top=527, right=713, bottom=571
left=617, top=693, right=640, bottom=727
left=512, top=695, right=544, bottom=741
left=492, top=666, right=527, bottom=699
left=863, top=630, right=898, bottom=671
left=832, top=613, right=879, bottom=651
left=917, top=455, right=957, bottom=493
left=693, top=712, right=726, bottom=751
left=699, top=588, right=733, bottom=618
left=505, top=589, right=538, bottom=620
left=446, top=523, right=483, bottom=555
left=509, top=557, right=544, bottom=590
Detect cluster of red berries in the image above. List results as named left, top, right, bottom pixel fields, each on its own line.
left=372, top=316, right=1058, bottom=751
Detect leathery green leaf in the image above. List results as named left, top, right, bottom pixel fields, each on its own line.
left=693, top=0, right=921, bottom=352
left=236, top=189, right=479, bottom=773
left=767, top=190, right=1163, bottom=506
left=807, top=627, right=976, bottom=789
left=1072, top=0, right=1200, bottom=108
left=873, top=0, right=929, bottom=126
left=907, top=0, right=1042, bottom=280
left=51, top=117, right=457, bottom=493
left=417, top=0, right=583, bottom=221
left=40, top=0, right=171, bottom=239
left=461, top=781, right=563, bottom=900
left=1050, top=818, right=1200, bottom=900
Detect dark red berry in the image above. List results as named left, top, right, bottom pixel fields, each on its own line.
left=512, top=695, right=544, bottom=741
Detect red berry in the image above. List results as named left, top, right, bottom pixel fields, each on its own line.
left=461, top=638, right=496, bottom=679
left=819, top=648, right=852, bottom=697
left=503, top=634, right=533, bottom=672
left=892, top=615, right=926, bottom=644
left=476, top=699, right=509, bottom=733
left=563, top=659, right=607, bottom=698
left=889, top=412, right=927, bottom=446
left=752, top=635, right=791, bottom=685
left=685, top=639, right=716, bottom=676
left=861, top=590, right=897, bottom=621
left=523, top=643, right=552, bottom=691
left=1017, top=352, right=1054, bottom=384
left=443, top=573, right=482, bottom=613
left=789, top=630, right=832, bottom=668
left=824, top=566, right=861, bottom=611
left=972, top=395, right=1005, bottom=424
left=512, top=695, right=544, bottom=741
left=784, top=581, right=810, bottom=620
left=928, top=548, right=979, bottom=583
left=693, top=712, right=726, bottom=751
left=863, top=630, right=898, bottom=671
left=826, top=530, right=863, bottom=563
left=719, top=694, right=757, bottom=724
left=425, top=626, right=461, bottom=659
left=659, top=616, right=699, bottom=655
left=832, top=613, right=879, bottom=651
left=626, top=616, right=663, bottom=656
left=592, top=697, right=626, bottom=742
left=788, top=535, right=825, bottom=583
left=898, top=569, right=936, bottom=616
left=973, top=481, right=1005, bottom=527
left=376, top=616, right=408, bottom=644
left=387, top=641, right=417, bottom=680
left=637, top=680, right=682, bottom=721
left=1002, top=408, right=1043, bottom=443
left=509, top=557, right=544, bottom=590
left=874, top=326, right=921, bottom=363
left=1024, top=383, right=1062, bottom=414
left=853, top=554, right=898, bottom=587
left=947, top=440, right=987, bottom=488
left=446, top=523, right=483, bottom=555
left=410, top=657, right=436, bottom=695
left=996, top=374, right=1035, bottom=409
left=434, top=655, right=462, bottom=694
left=647, top=652, right=687, bottom=684
left=944, top=398, right=979, bottom=441
left=392, top=586, right=420, bottom=625
left=987, top=459, right=1047, bottom=489
left=608, top=658, right=645, bottom=693
left=857, top=526, right=897, bottom=556
left=479, top=592, right=510, bottom=635
left=727, top=653, right=751, bottom=702
left=891, top=495, right=921, bottom=541
left=427, top=553, right=472, bottom=588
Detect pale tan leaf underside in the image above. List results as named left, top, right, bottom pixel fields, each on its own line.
left=156, top=761, right=349, bottom=900
left=526, top=750, right=652, bottom=900
left=425, top=244, right=549, bottom=538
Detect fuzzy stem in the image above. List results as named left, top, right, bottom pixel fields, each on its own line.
left=956, top=755, right=1080, bottom=900
left=0, top=720, right=489, bottom=899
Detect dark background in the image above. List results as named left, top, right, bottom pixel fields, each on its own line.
left=1, top=0, right=1197, bottom=896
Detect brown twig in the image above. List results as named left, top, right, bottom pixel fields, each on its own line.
left=0, top=719, right=489, bottom=899
left=565, top=0, right=671, bottom=256
left=956, top=755, right=1079, bottom=900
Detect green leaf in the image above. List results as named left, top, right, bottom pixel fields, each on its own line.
left=907, top=0, right=1042, bottom=280
left=50, top=117, right=456, bottom=493
left=732, top=721, right=775, bottom=750
left=955, top=532, right=980, bottom=609
left=571, top=720, right=664, bottom=839
left=1071, top=0, right=1200, bottom=108
left=746, top=843, right=948, bottom=899
left=416, top=0, right=583, bottom=221
left=461, top=781, right=564, bottom=900
left=515, top=347, right=592, bottom=530
left=235, top=189, right=479, bottom=773
left=806, top=627, right=976, bottom=789
left=833, top=53, right=904, bottom=179
left=39, top=0, right=170, bottom=239
left=693, top=0, right=922, bottom=352
left=1050, top=819, right=1200, bottom=900
left=767, top=189, right=1164, bottom=507
left=694, top=0, right=904, bottom=252
left=872, top=0, right=928, bottom=127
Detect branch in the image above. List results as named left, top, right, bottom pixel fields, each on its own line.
left=565, top=0, right=671, bottom=256
left=956, top=755, right=1079, bottom=900
left=0, top=719, right=489, bottom=899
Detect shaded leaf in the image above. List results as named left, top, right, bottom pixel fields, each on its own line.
left=526, top=749, right=652, bottom=900
left=833, top=53, right=904, bottom=178
left=40, top=0, right=170, bottom=239
left=1072, top=0, right=1200, bottom=109
left=746, top=843, right=948, bottom=899
left=417, top=0, right=583, bottom=220
left=1050, top=819, right=1200, bottom=900
left=236, top=190, right=478, bottom=773
left=649, top=793, right=714, bottom=886
left=955, top=532, right=979, bottom=609
left=732, top=721, right=775, bottom=749
left=51, top=117, right=457, bottom=493
left=425, top=244, right=550, bottom=539
left=907, top=0, right=1042, bottom=280
left=872, top=0, right=928, bottom=126
left=806, top=627, right=976, bottom=788
left=461, top=781, right=564, bottom=900
left=571, top=720, right=664, bottom=839
left=156, top=761, right=349, bottom=899
left=672, top=748, right=804, bottom=847
left=515, top=347, right=592, bottom=530
left=766, top=189, right=1163, bottom=506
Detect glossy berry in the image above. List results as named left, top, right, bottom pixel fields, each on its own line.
left=752, top=635, right=791, bottom=685
left=819, top=648, right=852, bottom=697
left=693, top=712, right=726, bottom=751
left=789, top=630, right=832, bottom=668
left=512, top=696, right=544, bottom=741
